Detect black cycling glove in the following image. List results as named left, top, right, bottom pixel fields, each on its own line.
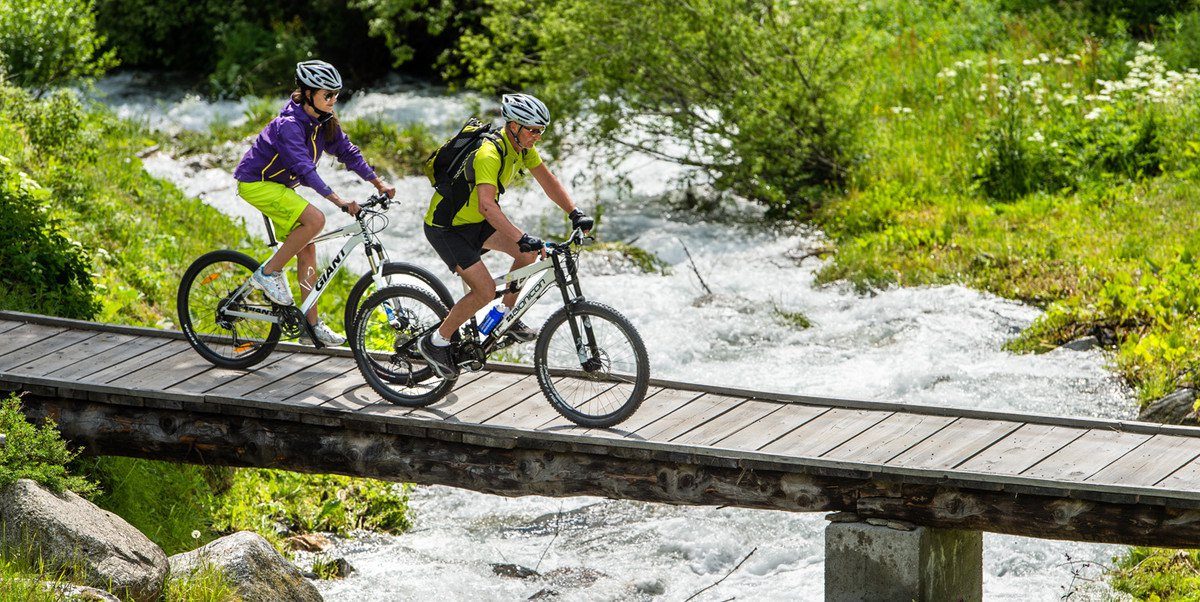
left=518, top=232, right=545, bottom=253
left=569, top=208, right=594, bottom=232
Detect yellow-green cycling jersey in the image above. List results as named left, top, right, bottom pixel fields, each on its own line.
left=424, top=131, right=542, bottom=227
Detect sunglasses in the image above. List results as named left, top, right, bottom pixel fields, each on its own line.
left=319, top=91, right=340, bottom=101
left=522, top=126, right=545, bottom=136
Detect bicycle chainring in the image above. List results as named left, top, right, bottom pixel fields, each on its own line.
left=275, top=307, right=304, bottom=339
left=457, top=340, right=486, bottom=372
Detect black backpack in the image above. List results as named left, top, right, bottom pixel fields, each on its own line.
left=424, top=117, right=507, bottom=226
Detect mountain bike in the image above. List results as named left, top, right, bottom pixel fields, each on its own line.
left=350, top=228, right=651, bottom=428
left=177, top=193, right=452, bottom=369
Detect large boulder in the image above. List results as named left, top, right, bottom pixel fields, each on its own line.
left=169, top=531, right=322, bottom=602
left=0, top=479, right=168, bottom=602
left=1140, top=388, right=1198, bottom=425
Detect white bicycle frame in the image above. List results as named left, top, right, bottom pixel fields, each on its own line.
left=474, top=232, right=595, bottom=364
left=220, top=218, right=387, bottom=325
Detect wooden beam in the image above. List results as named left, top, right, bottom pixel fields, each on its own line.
left=21, top=395, right=1200, bottom=548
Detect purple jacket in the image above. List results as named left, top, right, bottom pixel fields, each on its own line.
left=233, top=100, right=376, bottom=197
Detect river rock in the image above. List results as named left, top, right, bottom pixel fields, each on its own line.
left=1060, top=335, right=1099, bottom=352
left=285, top=533, right=333, bottom=552
left=169, top=531, right=321, bottom=602
left=0, top=479, right=168, bottom=602
left=1139, top=388, right=1198, bottom=425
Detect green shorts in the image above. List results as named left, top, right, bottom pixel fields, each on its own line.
left=237, top=180, right=308, bottom=236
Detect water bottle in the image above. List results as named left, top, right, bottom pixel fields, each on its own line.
left=478, top=303, right=508, bottom=335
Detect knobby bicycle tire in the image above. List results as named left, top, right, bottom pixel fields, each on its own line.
left=177, top=249, right=281, bottom=369
left=352, top=284, right=455, bottom=407
left=534, top=301, right=650, bottom=428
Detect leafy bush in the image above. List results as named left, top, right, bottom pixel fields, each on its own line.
left=0, top=395, right=95, bottom=495
left=0, top=0, right=117, bottom=96
left=1112, top=547, right=1200, bottom=601
left=213, top=469, right=412, bottom=548
left=0, top=157, right=98, bottom=320
left=341, top=117, right=437, bottom=176
left=450, top=0, right=865, bottom=216
left=209, top=19, right=318, bottom=98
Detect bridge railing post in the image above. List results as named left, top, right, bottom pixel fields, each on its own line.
left=825, top=517, right=982, bottom=602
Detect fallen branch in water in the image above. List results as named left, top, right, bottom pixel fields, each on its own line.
left=684, top=547, right=757, bottom=601
left=678, top=238, right=713, bottom=296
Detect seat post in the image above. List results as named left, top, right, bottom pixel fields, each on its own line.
left=263, top=213, right=279, bottom=248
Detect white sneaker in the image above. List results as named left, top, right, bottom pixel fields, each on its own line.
left=251, top=266, right=293, bottom=306
left=301, top=321, right=345, bottom=347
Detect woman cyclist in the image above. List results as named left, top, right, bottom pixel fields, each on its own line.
left=233, top=60, right=396, bottom=346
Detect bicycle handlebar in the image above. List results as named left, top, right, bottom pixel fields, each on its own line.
left=544, top=228, right=592, bottom=253
left=348, top=192, right=393, bottom=217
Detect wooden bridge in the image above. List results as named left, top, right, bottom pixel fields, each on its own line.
left=5, top=310, right=1200, bottom=599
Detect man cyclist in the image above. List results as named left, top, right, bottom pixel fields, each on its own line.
left=418, top=93, right=593, bottom=378
left=233, top=60, right=395, bottom=346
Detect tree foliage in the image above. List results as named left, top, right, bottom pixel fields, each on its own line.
left=0, top=0, right=118, bottom=96
left=450, top=0, right=866, bottom=215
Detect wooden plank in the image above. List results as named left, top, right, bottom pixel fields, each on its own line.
left=106, top=347, right=216, bottom=391
left=250, top=357, right=360, bottom=401
left=1089, top=434, right=1200, bottom=487
left=202, top=352, right=326, bottom=398
left=822, top=413, right=957, bottom=464
left=46, top=336, right=174, bottom=381
left=713, top=403, right=829, bottom=451
left=759, top=408, right=892, bottom=457
left=670, top=399, right=785, bottom=447
left=452, top=375, right=545, bottom=424
left=581, top=387, right=700, bottom=439
left=0, top=329, right=95, bottom=371
left=956, top=424, right=1085, bottom=474
left=635, top=394, right=745, bottom=443
left=405, top=372, right=526, bottom=420
left=283, top=365, right=375, bottom=407
left=168, top=356, right=288, bottom=396
left=480, top=379, right=568, bottom=431
left=7, top=331, right=133, bottom=377
left=1156, top=455, right=1200, bottom=491
left=886, top=418, right=1022, bottom=470
left=0, top=320, right=25, bottom=335
left=80, top=340, right=192, bottom=385
left=0, top=323, right=66, bottom=357
left=1021, top=429, right=1152, bottom=481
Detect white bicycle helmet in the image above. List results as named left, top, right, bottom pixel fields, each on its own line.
left=501, top=93, right=550, bottom=128
left=295, top=60, right=343, bottom=91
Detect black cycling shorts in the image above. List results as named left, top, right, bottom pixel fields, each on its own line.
left=424, top=221, right=497, bottom=274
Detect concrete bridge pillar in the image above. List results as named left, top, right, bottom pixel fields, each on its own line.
left=825, top=519, right=982, bottom=602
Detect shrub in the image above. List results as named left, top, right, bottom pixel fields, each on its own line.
left=0, top=395, right=95, bottom=495
left=213, top=469, right=412, bottom=548
left=0, top=157, right=98, bottom=320
left=0, top=0, right=117, bottom=96
left=209, top=19, right=318, bottom=98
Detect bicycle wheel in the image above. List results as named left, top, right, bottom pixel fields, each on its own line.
left=534, top=301, right=650, bottom=428
left=352, top=284, right=455, bottom=407
left=177, top=250, right=280, bottom=369
left=343, top=262, right=455, bottom=346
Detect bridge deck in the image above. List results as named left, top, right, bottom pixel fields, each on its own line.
left=6, top=311, right=1200, bottom=546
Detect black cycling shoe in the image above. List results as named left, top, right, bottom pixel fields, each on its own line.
left=508, top=320, right=539, bottom=343
left=417, top=334, right=458, bottom=380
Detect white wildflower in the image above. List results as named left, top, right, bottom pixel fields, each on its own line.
left=1084, top=107, right=1103, bottom=120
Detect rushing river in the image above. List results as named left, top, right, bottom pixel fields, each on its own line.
left=96, top=72, right=1135, bottom=601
